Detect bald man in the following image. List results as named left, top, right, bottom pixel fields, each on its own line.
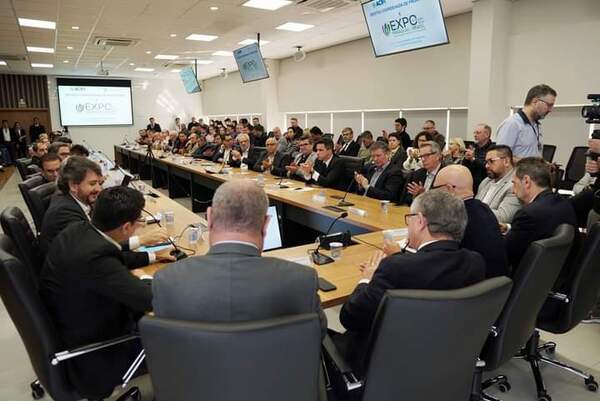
left=432, top=165, right=509, bottom=278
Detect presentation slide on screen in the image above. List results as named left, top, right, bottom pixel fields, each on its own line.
left=57, top=85, right=133, bottom=126
left=179, top=67, right=201, bottom=93
left=234, top=43, right=269, bottom=83
left=362, top=0, right=449, bottom=57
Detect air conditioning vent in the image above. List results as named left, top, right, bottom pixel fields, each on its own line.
left=94, top=37, right=139, bottom=48
left=0, top=54, right=27, bottom=61
left=295, top=0, right=357, bottom=12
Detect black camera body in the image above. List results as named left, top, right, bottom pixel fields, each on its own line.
left=582, top=95, right=600, bottom=175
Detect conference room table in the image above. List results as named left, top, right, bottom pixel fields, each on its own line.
left=117, top=145, right=410, bottom=308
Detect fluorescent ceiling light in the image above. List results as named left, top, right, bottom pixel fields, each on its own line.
left=209, top=6, right=219, bottom=11
left=242, top=0, right=292, bottom=11
left=212, top=51, right=233, bottom=57
left=135, top=67, right=154, bottom=72
left=170, top=69, right=181, bottom=72
left=67, top=46, right=73, bottom=50
left=71, top=26, right=79, bottom=30
left=195, top=60, right=214, bottom=65
left=63, top=60, right=69, bottom=63
left=185, top=34, right=218, bottom=42
left=27, top=46, right=55, bottom=53
left=276, top=22, right=314, bottom=32
left=0, top=61, right=7, bottom=66
left=170, top=33, right=177, bottom=37
left=129, top=63, right=135, bottom=66
left=18, top=18, right=56, bottom=30
left=238, top=39, right=270, bottom=46
left=31, top=63, right=53, bottom=68
left=145, top=50, right=152, bottom=54
left=155, top=54, right=179, bottom=60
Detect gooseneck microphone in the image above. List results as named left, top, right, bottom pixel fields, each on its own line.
left=331, top=173, right=358, bottom=207
left=277, top=174, right=289, bottom=189
left=311, top=212, right=348, bottom=265
left=141, top=208, right=188, bottom=261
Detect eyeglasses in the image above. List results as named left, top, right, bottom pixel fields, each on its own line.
left=538, top=98, right=555, bottom=108
left=418, top=152, right=437, bottom=159
left=404, top=213, right=418, bottom=225
left=484, top=156, right=505, bottom=165
left=430, top=183, right=456, bottom=190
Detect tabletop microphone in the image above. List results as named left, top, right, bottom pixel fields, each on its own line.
left=277, top=174, right=289, bottom=189
left=332, top=173, right=358, bottom=207
left=142, top=208, right=188, bottom=261
left=311, top=212, right=348, bottom=265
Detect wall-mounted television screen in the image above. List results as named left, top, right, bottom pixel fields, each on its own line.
left=179, top=66, right=202, bottom=93
left=233, top=43, right=269, bottom=83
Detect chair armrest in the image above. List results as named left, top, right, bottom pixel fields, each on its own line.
left=51, top=334, right=139, bottom=366
left=548, top=292, right=570, bottom=303
left=322, top=335, right=363, bottom=392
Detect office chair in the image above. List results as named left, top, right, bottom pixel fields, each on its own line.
left=560, top=146, right=588, bottom=190
left=0, top=207, right=43, bottom=281
left=0, top=234, right=141, bottom=401
left=140, top=314, right=322, bottom=401
left=27, top=181, right=57, bottom=233
left=472, top=224, right=575, bottom=401
left=542, top=144, right=557, bottom=163
left=323, top=277, right=513, bottom=401
left=18, top=175, right=45, bottom=220
left=27, top=163, right=42, bottom=176
left=527, top=222, right=600, bottom=397
left=15, top=157, right=33, bottom=181
left=339, top=155, right=364, bottom=192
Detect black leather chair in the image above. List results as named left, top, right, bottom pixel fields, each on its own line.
left=18, top=175, right=45, bottom=222
left=472, top=224, right=575, bottom=401
left=324, top=277, right=513, bottom=401
left=0, top=234, right=141, bottom=401
left=15, top=157, right=33, bottom=181
left=28, top=181, right=57, bottom=233
left=560, top=146, right=588, bottom=190
left=542, top=144, right=557, bottom=163
left=0, top=207, right=43, bottom=281
left=527, top=222, right=600, bottom=396
left=140, top=314, right=322, bottom=401
left=339, top=155, right=364, bottom=193
left=27, top=164, right=42, bottom=176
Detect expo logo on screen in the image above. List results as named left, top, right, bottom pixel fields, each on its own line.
left=382, top=14, right=424, bottom=36
left=75, top=103, right=113, bottom=113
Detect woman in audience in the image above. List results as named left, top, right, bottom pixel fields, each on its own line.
left=403, top=131, right=433, bottom=171
left=444, top=137, right=466, bottom=164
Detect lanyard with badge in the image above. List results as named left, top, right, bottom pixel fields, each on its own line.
left=518, top=110, right=542, bottom=153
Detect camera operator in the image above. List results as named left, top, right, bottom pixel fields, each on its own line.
left=570, top=138, right=600, bottom=228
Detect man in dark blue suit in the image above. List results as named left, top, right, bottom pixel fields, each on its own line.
left=432, top=164, right=509, bottom=278
left=502, top=157, right=577, bottom=273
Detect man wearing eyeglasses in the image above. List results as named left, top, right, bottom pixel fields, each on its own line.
left=399, top=140, right=444, bottom=204
left=475, top=145, right=521, bottom=223
left=497, top=84, right=557, bottom=160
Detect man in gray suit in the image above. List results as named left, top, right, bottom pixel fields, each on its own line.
left=476, top=145, right=521, bottom=223
left=152, top=179, right=327, bottom=336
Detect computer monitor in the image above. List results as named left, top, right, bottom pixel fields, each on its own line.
left=263, top=206, right=282, bottom=251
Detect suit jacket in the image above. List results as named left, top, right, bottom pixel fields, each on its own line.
left=40, top=221, right=151, bottom=399
left=462, top=198, right=509, bottom=278
left=0, top=127, right=18, bottom=144
left=311, top=155, right=347, bottom=191
left=389, top=147, right=408, bottom=168
left=211, top=146, right=234, bottom=164
left=251, top=133, right=267, bottom=147
left=253, top=150, right=291, bottom=176
left=39, top=193, right=144, bottom=261
left=29, top=124, right=45, bottom=142
left=357, top=163, right=404, bottom=202
left=340, top=240, right=485, bottom=334
left=475, top=171, right=521, bottom=223
left=288, top=152, right=317, bottom=180
left=152, top=242, right=327, bottom=337
left=337, top=140, right=360, bottom=157
left=505, top=190, right=577, bottom=272
left=147, top=123, right=162, bottom=132
left=398, top=163, right=444, bottom=205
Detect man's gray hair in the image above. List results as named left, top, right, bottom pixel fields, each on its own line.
left=411, top=190, right=467, bottom=241
left=420, top=140, right=441, bottom=154
left=211, top=180, right=269, bottom=234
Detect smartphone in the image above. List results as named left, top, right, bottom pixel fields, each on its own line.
left=318, top=277, right=337, bottom=292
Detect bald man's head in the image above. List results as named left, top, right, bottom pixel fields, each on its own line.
left=432, top=165, right=474, bottom=199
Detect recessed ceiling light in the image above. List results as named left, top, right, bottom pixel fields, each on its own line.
left=212, top=51, right=233, bottom=57
left=67, top=46, right=73, bottom=50
left=18, top=18, right=56, bottom=30
left=129, top=63, right=135, bottom=66
left=0, top=61, right=7, bottom=66
left=170, top=69, right=181, bottom=72
left=71, top=26, right=80, bottom=30
left=276, top=22, right=314, bottom=32
left=185, top=34, right=218, bottom=42
left=195, top=60, right=214, bottom=65
left=209, top=6, right=219, bottom=11
left=135, top=67, right=154, bottom=72
left=170, top=33, right=177, bottom=37
left=145, top=50, right=152, bottom=54
left=155, top=54, right=179, bottom=60
left=63, top=60, right=69, bottom=63
left=238, top=39, right=270, bottom=46
left=31, top=63, right=53, bottom=68
left=242, top=0, right=292, bottom=11
left=27, top=46, right=55, bottom=53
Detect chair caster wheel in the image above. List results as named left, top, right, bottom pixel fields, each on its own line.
left=498, top=382, right=511, bottom=392
left=30, top=381, right=44, bottom=399
left=585, top=376, right=598, bottom=392
left=538, top=393, right=552, bottom=401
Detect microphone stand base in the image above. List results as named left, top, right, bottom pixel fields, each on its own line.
left=311, top=251, right=334, bottom=266
left=337, top=201, right=354, bottom=207
left=170, top=249, right=188, bottom=261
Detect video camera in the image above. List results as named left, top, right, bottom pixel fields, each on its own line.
left=583, top=94, right=600, bottom=173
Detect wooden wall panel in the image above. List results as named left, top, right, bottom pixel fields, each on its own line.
left=0, top=74, right=49, bottom=108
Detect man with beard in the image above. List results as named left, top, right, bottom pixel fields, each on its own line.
left=475, top=145, right=521, bottom=223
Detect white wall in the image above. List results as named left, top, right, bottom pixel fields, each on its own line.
left=48, top=76, right=203, bottom=156
left=201, top=71, right=262, bottom=116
